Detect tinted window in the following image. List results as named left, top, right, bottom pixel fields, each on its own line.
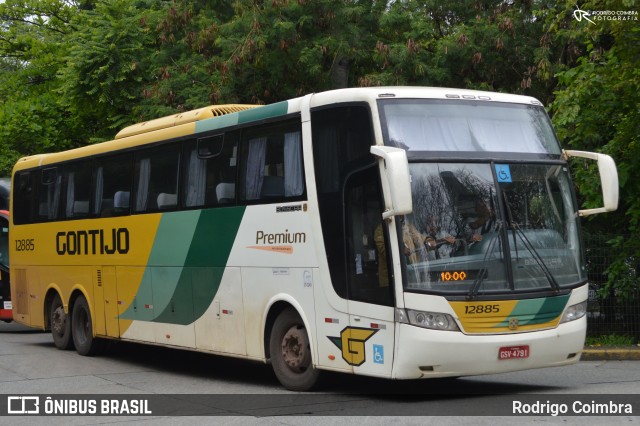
left=134, top=144, right=181, bottom=212
left=240, top=120, right=305, bottom=203
left=183, top=132, right=239, bottom=208
left=0, top=214, right=9, bottom=268
left=311, top=104, right=376, bottom=299
left=62, top=162, right=93, bottom=219
left=36, top=168, right=62, bottom=221
left=13, top=172, right=35, bottom=225
left=345, top=166, right=393, bottom=306
left=94, top=154, right=133, bottom=217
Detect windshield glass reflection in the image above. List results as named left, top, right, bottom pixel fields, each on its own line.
left=400, top=163, right=585, bottom=296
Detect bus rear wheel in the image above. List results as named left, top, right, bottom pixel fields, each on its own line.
left=71, top=296, right=102, bottom=356
left=50, top=293, right=73, bottom=350
left=269, top=308, right=320, bottom=391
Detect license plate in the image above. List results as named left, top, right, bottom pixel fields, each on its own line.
left=498, top=345, right=529, bottom=360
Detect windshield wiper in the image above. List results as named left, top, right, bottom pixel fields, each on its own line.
left=502, top=192, right=560, bottom=293
left=467, top=221, right=502, bottom=300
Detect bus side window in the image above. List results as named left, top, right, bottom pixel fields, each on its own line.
left=182, top=132, right=239, bottom=208
left=0, top=214, right=8, bottom=268
left=13, top=172, right=35, bottom=225
left=37, top=167, right=62, bottom=221
left=240, top=120, right=304, bottom=203
left=95, top=154, right=133, bottom=217
left=63, top=162, right=92, bottom=219
left=134, top=144, right=180, bottom=213
left=0, top=178, right=10, bottom=211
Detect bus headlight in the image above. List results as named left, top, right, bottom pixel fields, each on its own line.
left=396, top=308, right=460, bottom=331
left=560, top=301, right=587, bottom=324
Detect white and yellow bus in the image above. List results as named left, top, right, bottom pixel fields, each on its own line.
left=10, top=87, right=618, bottom=390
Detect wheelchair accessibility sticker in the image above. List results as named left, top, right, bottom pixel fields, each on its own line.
left=496, top=164, right=512, bottom=183
left=373, top=344, right=384, bottom=364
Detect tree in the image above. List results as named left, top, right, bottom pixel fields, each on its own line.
left=0, top=0, right=84, bottom=175
left=550, top=0, right=640, bottom=296
left=57, top=0, right=162, bottom=135
left=132, top=1, right=235, bottom=118
left=204, top=0, right=385, bottom=103
left=359, top=0, right=561, bottom=101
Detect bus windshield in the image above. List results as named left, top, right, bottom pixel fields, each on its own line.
left=397, top=162, right=585, bottom=296
left=379, top=99, right=561, bottom=154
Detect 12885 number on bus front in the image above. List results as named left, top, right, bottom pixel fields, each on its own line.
left=464, top=304, right=500, bottom=314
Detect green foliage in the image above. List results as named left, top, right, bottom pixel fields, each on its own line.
left=550, top=0, right=640, bottom=298
left=360, top=0, right=557, bottom=100
left=133, top=1, right=234, bottom=118
left=209, top=0, right=383, bottom=103
left=0, top=0, right=86, bottom=174
left=57, top=0, right=162, bottom=134
left=585, top=334, right=637, bottom=347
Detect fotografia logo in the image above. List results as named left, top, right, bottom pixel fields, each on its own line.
left=573, top=6, right=595, bottom=24
left=573, top=4, right=638, bottom=24
left=7, top=396, right=40, bottom=414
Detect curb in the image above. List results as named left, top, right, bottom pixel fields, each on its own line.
left=581, top=347, right=640, bottom=361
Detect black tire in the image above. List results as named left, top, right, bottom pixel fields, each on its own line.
left=71, top=296, right=102, bottom=356
left=269, top=308, right=320, bottom=391
left=50, top=293, right=73, bottom=350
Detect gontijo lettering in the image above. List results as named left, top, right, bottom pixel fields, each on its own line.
left=56, top=228, right=130, bottom=255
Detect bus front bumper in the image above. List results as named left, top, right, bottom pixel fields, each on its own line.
left=392, top=317, right=586, bottom=379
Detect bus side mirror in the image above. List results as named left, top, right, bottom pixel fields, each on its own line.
left=370, top=146, right=413, bottom=220
left=564, top=150, right=619, bottom=216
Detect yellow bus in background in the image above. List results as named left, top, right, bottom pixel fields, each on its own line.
left=10, top=88, right=618, bottom=390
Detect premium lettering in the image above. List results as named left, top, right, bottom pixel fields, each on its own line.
left=255, top=229, right=306, bottom=245
left=56, top=228, right=129, bottom=255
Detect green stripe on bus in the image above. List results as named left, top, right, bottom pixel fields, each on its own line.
left=195, top=113, right=240, bottom=133
left=195, top=101, right=289, bottom=134
left=236, top=101, right=289, bottom=124
left=120, top=207, right=246, bottom=325
left=183, top=207, right=246, bottom=267
left=151, top=210, right=201, bottom=265
left=494, top=294, right=570, bottom=328
left=119, top=211, right=200, bottom=321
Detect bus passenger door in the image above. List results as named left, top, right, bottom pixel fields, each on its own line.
left=194, top=267, right=247, bottom=355
left=93, top=266, right=119, bottom=337
left=311, top=104, right=394, bottom=375
left=343, top=166, right=396, bottom=378
left=116, top=266, right=155, bottom=343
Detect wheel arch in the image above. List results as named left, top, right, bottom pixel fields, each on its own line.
left=262, top=295, right=315, bottom=364
left=43, top=284, right=64, bottom=330
left=68, top=286, right=92, bottom=322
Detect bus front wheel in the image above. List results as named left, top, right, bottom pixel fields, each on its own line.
left=71, top=296, right=102, bottom=356
left=50, top=293, right=73, bottom=350
left=269, top=308, right=320, bottom=391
